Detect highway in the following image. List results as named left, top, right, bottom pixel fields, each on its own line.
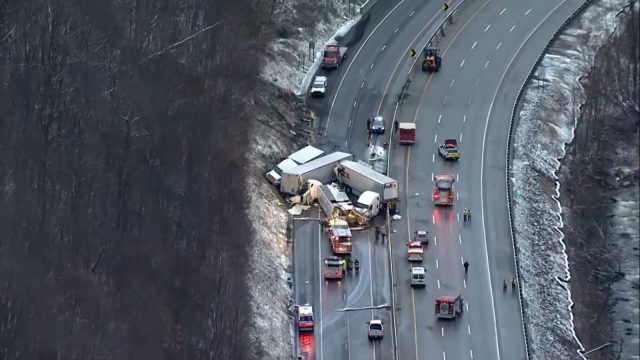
left=296, top=0, right=586, bottom=358
left=293, top=208, right=392, bottom=360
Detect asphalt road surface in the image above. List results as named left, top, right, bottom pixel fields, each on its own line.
left=299, top=0, right=585, bottom=358
left=293, top=208, right=392, bottom=360
left=387, top=0, right=585, bottom=359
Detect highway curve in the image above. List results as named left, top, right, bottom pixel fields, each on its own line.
left=299, top=0, right=586, bottom=358
left=302, top=0, right=452, bottom=359
left=387, top=0, right=585, bottom=359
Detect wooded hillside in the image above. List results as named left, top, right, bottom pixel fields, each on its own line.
left=0, top=1, right=271, bottom=358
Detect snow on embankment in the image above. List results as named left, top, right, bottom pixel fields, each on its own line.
left=247, top=1, right=361, bottom=358
left=261, top=0, right=362, bottom=95
left=511, top=0, right=627, bottom=358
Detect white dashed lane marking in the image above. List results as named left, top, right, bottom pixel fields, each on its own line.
left=484, top=24, right=491, bottom=32
left=510, top=25, right=516, bottom=32
left=499, top=8, right=506, bottom=15
left=525, top=8, right=532, bottom=15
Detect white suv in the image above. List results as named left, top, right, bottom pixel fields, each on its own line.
left=310, top=76, right=327, bottom=98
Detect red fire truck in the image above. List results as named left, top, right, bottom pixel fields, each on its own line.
left=435, top=295, right=464, bottom=319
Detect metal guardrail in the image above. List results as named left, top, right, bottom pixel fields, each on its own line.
left=359, top=0, right=378, bottom=15
left=505, top=1, right=595, bottom=359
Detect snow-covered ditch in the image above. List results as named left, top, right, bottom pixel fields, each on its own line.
left=246, top=0, right=364, bottom=357
left=511, top=0, right=630, bottom=358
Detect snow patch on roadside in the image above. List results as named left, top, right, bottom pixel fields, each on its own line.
left=261, top=0, right=362, bottom=96
left=247, top=0, right=362, bottom=357
left=511, top=0, right=627, bottom=358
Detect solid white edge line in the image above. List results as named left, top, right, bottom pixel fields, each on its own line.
left=317, top=211, right=324, bottom=360
left=325, top=0, right=407, bottom=135
left=480, top=1, right=568, bottom=359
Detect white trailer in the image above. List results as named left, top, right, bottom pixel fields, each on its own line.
left=265, top=145, right=324, bottom=185
left=335, top=160, right=399, bottom=206
left=280, top=152, right=353, bottom=195
left=316, top=184, right=354, bottom=220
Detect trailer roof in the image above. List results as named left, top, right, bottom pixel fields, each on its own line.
left=288, top=145, right=324, bottom=164
left=398, top=122, right=416, bottom=129
left=338, top=160, right=396, bottom=184
left=322, top=184, right=350, bottom=203
left=286, top=152, right=352, bottom=176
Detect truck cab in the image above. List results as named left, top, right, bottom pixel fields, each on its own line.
left=328, top=219, right=352, bottom=254
left=321, top=45, right=347, bottom=69
left=422, top=47, right=441, bottom=72
left=296, top=304, right=315, bottom=332
left=407, top=241, right=424, bottom=262
left=355, top=191, right=380, bottom=219
left=435, top=295, right=464, bottom=319
left=323, top=256, right=344, bottom=280
left=433, top=174, right=455, bottom=206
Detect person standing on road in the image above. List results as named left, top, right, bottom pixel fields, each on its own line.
left=380, top=225, right=387, bottom=243
left=367, top=118, right=371, bottom=133
left=463, top=261, right=469, bottom=275
left=393, top=119, right=399, bottom=133
left=374, top=226, right=380, bottom=242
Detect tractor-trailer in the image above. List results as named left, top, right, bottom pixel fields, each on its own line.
left=280, top=152, right=353, bottom=195
left=317, top=183, right=354, bottom=220
left=335, top=160, right=399, bottom=204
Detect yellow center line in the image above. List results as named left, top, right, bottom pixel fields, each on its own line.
left=404, top=1, right=491, bottom=359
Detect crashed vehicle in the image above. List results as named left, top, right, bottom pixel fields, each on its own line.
left=432, top=173, right=455, bottom=206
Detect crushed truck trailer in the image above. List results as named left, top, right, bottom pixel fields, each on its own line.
left=280, top=152, right=352, bottom=195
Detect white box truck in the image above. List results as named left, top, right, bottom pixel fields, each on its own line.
left=280, top=152, right=353, bottom=195
left=265, top=145, right=324, bottom=185
left=335, top=160, right=399, bottom=210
